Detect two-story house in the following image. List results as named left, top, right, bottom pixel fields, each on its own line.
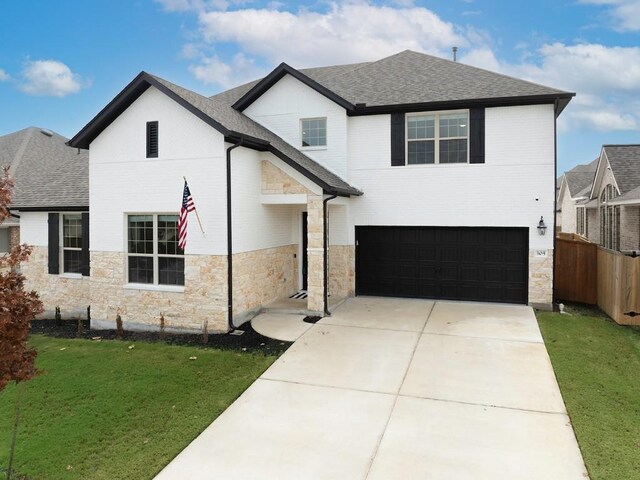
left=19, top=51, right=574, bottom=332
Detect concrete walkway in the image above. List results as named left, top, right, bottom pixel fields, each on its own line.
left=155, top=297, right=589, bottom=480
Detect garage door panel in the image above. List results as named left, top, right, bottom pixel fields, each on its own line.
left=356, top=226, right=528, bottom=304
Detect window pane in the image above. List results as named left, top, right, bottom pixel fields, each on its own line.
left=158, top=215, right=183, bottom=255
left=407, top=115, right=435, bottom=140
left=128, top=215, right=154, bottom=254
left=159, top=257, right=185, bottom=286
left=440, top=139, right=468, bottom=163
left=128, top=256, right=154, bottom=284
left=301, top=118, right=327, bottom=147
left=408, top=140, right=435, bottom=164
left=63, top=250, right=82, bottom=274
left=63, top=214, right=82, bottom=248
left=439, top=113, right=468, bottom=138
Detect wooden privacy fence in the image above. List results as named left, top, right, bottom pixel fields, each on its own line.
left=554, top=237, right=640, bottom=326
left=597, top=248, right=640, bottom=326
left=554, top=238, right=598, bottom=305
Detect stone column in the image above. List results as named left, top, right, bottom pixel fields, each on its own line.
left=8, top=226, right=20, bottom=249
left=306, top=194, right=325, bottom=312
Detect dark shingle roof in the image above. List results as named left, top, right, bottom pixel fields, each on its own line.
left=222, top=50, right=573, bottom=113
left=0, top=127, right=88, bottom=209
left=149, top=75, right=361, bottom=196
left=603, top=145, right=640, bottom=195
left=564, top=158, right=598, bottom=197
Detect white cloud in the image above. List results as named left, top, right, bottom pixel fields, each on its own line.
left=581, top=0, right=640, bottom=31
left=189, top=52, right=262, bottom=88
left=19, top=60, right=87, bottom=97
left=195, top=3, right=468, bottom=69
left=154, top=0, right=250, bottom=12
left=0, top=69, right=9, bottom=81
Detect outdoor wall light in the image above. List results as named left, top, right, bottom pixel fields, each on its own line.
left=537, top=216, right=547, bottom=236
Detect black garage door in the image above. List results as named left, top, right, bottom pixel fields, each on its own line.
left=356, top=226, right=529, bottom=304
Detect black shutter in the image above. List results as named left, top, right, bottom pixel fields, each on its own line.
left=469, top=108, right=485, bottom=164
left=80, top=212, right=90, bottom=276
left=391, top=113, right=405, bottom=166
left=146, top=121, right=158, bottom=158
left=48, top=213, right=59, bottom=274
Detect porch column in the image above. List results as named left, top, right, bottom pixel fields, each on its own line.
left=306, top=193, right=325, bottom=312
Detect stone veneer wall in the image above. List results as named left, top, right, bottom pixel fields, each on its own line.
left=328, top=245, right=355, bottom=300
left=233, top=245, right=297, bottom=321
left=8, top=226, right=20, bottom=249
left=22, top=246, right=91, bottom=319
left=620, top=206, right=640, bottom=251
left=90, top=251, right=228, bottom=333
left=262, top=160, right=310, bottom=194
left=306, top=194, right=325, bottom=312
left=529, top=249, right=553, bottom=308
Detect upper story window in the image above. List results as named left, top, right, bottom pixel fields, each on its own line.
left=301, top=118, right=327, bottom=148
left=127, top=214, right=184, bottom=286
left=146, top=121, right=159, bottom=158
left=406, top=111, right=468, bottom=164
left=62, top=213, right=83, bottom=274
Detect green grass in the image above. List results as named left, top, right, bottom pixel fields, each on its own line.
left=537, top=305, right=640, bottom=480
left=0, top=335, right=280, bottom=480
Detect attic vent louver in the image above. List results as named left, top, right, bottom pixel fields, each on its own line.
left=40, top=129, right=53, bottom=137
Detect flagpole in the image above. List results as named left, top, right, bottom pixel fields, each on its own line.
left=183, top=176, right=205, bottom=235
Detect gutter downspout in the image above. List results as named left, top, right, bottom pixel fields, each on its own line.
left=226, top=138, right=243, bottom=330
left=323, top=193, right=338, bottom=316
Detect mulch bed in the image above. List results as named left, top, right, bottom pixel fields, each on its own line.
left=30, top=319, right=291, bottom=355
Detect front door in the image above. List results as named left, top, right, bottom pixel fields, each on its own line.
left=302, top=212, right=308, bottom=290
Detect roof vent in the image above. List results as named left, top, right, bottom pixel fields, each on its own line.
left=452, top=47, right=458, bottom=62
left=40, top=129, right=53, bottom=137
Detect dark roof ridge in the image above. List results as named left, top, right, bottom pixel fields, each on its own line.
left=603, top=143, right=640, bottom=147
left=397, top=50, right=572, bottom=96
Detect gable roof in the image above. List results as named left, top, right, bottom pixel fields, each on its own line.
left=229, top=50, right=574, bottom=115
left=602, top=145, right=640, bottom=195
left=563, top=158, right=598, bottom=197
left=68, top=72, right=361, bottom=197
left=0, top=127, right=89, bottom=210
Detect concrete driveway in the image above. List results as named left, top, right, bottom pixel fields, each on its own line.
left=155, top=298, right=588, bottom=480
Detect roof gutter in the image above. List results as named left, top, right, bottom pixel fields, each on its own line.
left=323, top=192, right=338, bottom=316
left=226, top=138, right=243, bottom=330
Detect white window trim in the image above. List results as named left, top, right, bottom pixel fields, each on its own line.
left=405, top=109, right=469, bottom=165
left=60, top=212, right=83, bottom=276
left=300, top=117, right=328, bottom=150
left=125, top=213, right=185, bottom=288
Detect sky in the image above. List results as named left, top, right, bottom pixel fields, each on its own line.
left=1, top=0, right=639, bottom=173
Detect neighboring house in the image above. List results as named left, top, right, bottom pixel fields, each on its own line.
left=581, top=145, right=640, bottom=251
left=0, top=128, right=88, bottom=264
left=19, top=50, right=574, bottom=332
left=557, top=158, right=598, bottom=235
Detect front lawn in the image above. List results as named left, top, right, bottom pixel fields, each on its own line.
left=537, top=305, right=640, bottom=480
left=0, top=335, right=282, bottom=479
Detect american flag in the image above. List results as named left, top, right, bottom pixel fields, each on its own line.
left=178, top=181, right=196, bottom=250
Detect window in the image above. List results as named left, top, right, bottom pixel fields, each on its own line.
left=576, top=207, right=586, bottom=236
left=146, top=121, right=158, bottom=158
left=599, top=184, right=619, bottom=250
left=407, top=111, right=468, bottom=164
left=127, top=214, right=184, bottom=286
left=301, top=118, right=326, bottom=147
left=62, top=214, right=82, bottom=274
left=0, top=228, right=9, bottom=253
